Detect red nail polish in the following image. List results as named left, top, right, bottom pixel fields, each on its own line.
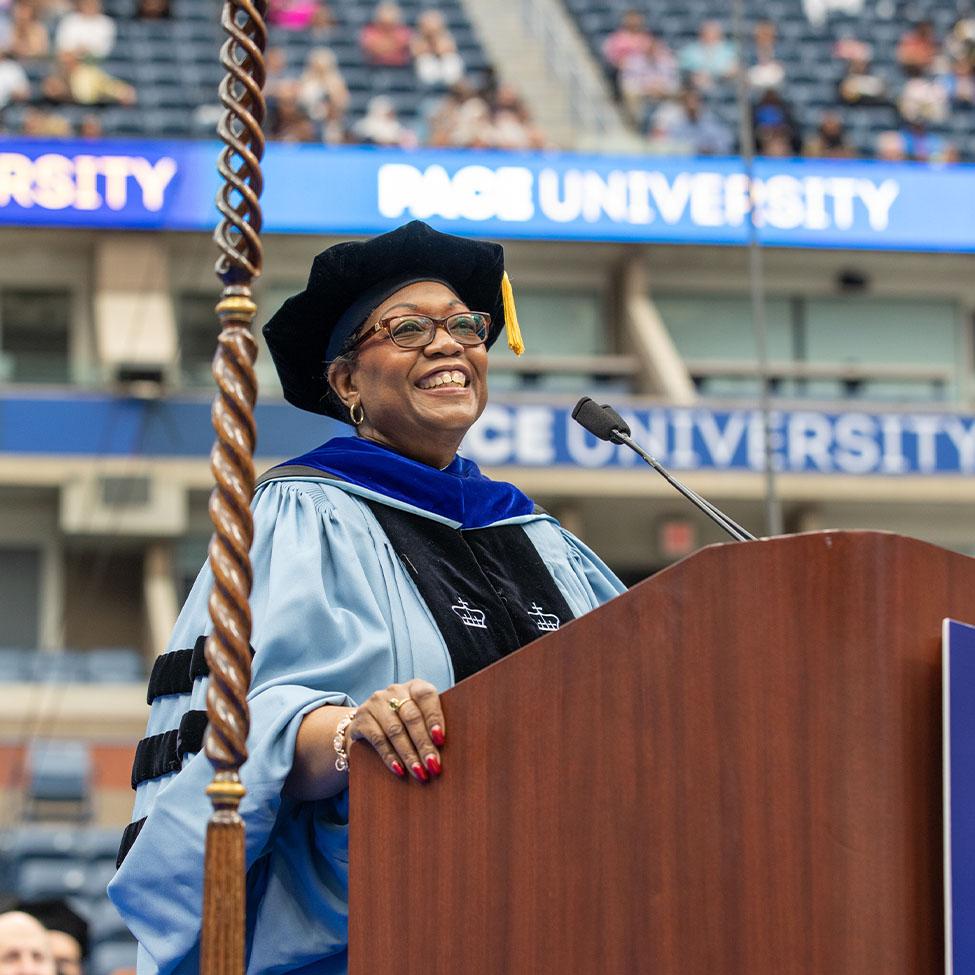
left=425, top=755, right=442, bottom=776
left=411, top=762, right=428, bottom=782
left=391, top=760, right=405, bottom=778
left=431, top=726, right=446, bottom=746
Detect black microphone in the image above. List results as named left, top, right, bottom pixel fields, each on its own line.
left=571, top=396, right=620, bottom=442
left=571, top=398, right=757, bottom=542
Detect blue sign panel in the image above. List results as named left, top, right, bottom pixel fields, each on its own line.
left=466, top=403, right=975, bottom=474
left=4, top=394, right=975, bottom=476
left=2, top=137, right=975, bottom=251
left=943, top=619, right=975, bottom=975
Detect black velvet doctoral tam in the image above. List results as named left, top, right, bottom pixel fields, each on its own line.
left=263, top=220, right=507, bottom=418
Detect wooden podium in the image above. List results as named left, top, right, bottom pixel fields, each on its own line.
left=348, top=531, right=974, bottom=974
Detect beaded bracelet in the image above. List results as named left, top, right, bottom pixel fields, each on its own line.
left=333, top=710, right=357, bottom=772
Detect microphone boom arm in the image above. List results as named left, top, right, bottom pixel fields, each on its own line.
left=611, top=430, right=757, bottom=542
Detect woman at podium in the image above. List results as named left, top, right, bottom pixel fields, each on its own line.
left=108, top=220, right=624, bottom=975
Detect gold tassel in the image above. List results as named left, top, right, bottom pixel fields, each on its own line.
left=501, top=271, right=525, bottom=356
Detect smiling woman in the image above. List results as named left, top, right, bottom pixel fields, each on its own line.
left=107, top=220, right=626, bottom=975
left=328, top=281, right=490, bottom=469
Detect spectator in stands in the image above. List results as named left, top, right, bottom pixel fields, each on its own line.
left=804, top=111, right=856, bottom=157
left=424, top=78, right=507, bottom=147
left=297, top=47, right=348, bottom=143
left=753, top=87, right=801, bottom=155
left=412, top=9, right=463, bottom=87
left=33, top=1, right=70, bottom=22
left=78, top=110, right=101, bottom=136
left=353, top=94, right=417, bottom=146
left=265, top=46, right=299, bottom=101
left=946, top=15, right=975, bottom=71
left=490, top=82, right=545, bottom=148
left=650, top=86, right=733, bottom=155
left=802, top=0, right=863, bottom=29
left=20, top=105, right=71, bottom=134
left=0, top=45, right=29, bottom=108
left=749, top=21, right=784, bottom=92
left=360, top=2, right=411, bottom=68
left=678, top=20, right=737, bottom=90
left=490, top=109, right=536, bottom=148
left=268, top=92, right=317, bottom=141
left=54, top=0, right=115, bottom=60
left=424, top=79, right=466, bottom=145
left=941, top=57, right=975, bottom=104
left=757, top=130, right=793, bottom=156
left=897, top=20, right=939, bottom=75
left=269, top=0, right=322, bottom=32
left=898, top=67, right=949, bottom=124
left=308, top=4, right=337, bottom=40
left=136, top=0, right=170, bottom=18
left=446, top=89, right=493, bottom=146
left=0, top=911, right=55, bottom=975
left=875, top=129, right=907, bottom=160
left=900, top=119, right=957, bottom=163
left=616, top=29, right=677, bottom=126
left=42, top=49, right=135, bottom=105
left=602, top=10, right=654, bottom=97
left=9, top=2, right=49, bottom=59
left=838, top=53, right=887, bottom=105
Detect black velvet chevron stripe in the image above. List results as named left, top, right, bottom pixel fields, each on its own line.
left=115, top=816, right=146, bottom=869
left=145, top=636, right=209, bottom=704
left=130, top=710, right=209, bottom=789
left=146, top=636, right=256, bottom=704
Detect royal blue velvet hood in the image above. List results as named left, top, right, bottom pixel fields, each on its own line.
left=278, top=436, right=535, bottom=530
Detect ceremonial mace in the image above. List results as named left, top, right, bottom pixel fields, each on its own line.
left=202, top=2, right=268, bottom=972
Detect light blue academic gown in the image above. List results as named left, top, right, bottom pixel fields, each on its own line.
left=108, top=474, right=625, bottom=975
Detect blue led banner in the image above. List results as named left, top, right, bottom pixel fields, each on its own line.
left=1, top=137, right=975, bottom=251
left=943, top=619, right=975, bottom=975
left=3, top=394, right=975, bottom=475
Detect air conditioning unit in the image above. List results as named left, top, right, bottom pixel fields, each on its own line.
left=60, top=474, right=187, bottom=536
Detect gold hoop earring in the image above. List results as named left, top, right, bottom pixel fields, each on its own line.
left=349, top=399, right=364, bottom=426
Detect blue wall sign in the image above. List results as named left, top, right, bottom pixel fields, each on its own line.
left=3, top=394, right=975, bottom=476
left=1, top=138, right=975, bottom=251
left=943, top=619, right=975, bottom=975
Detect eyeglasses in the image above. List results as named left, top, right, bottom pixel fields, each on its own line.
left=350, top=311, right=492, bottom=351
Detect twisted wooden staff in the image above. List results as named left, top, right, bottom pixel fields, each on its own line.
left=202, top=2, right=267, bottom=973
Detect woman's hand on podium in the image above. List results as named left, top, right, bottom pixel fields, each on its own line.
left=349, top=679, right=446, bottom=783
left=284, top=680, right=446, bottom=800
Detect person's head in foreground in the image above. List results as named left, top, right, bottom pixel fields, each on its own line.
left=0, top=912, right=55, bottom=975
left=14, top=902, right=87, bottom=975
left=264, top=219, right=522, bottom=469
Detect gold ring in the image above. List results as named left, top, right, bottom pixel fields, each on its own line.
left=388, top=697, right=406, bottom=712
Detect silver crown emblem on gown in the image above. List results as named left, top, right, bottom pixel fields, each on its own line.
left=452, top=597, right=487, bottom=629
left=527, top=603, right=560, bottom=632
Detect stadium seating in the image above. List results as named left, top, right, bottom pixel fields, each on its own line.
left=563, top=0, right=975, bottom=159
left=0, top=647, right=145, bottom=683
left=24, top=739, right=92, bottom=820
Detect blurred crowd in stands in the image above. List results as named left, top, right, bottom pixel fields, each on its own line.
left=0, top=0, right=139, bottom=137
left=1, top=0, right=973, bottom=161
left=264, top=1, right=545, bottom=148
left=601, top=8, right=975, bottom=162
left=0, top=0, right=547, bottom=148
